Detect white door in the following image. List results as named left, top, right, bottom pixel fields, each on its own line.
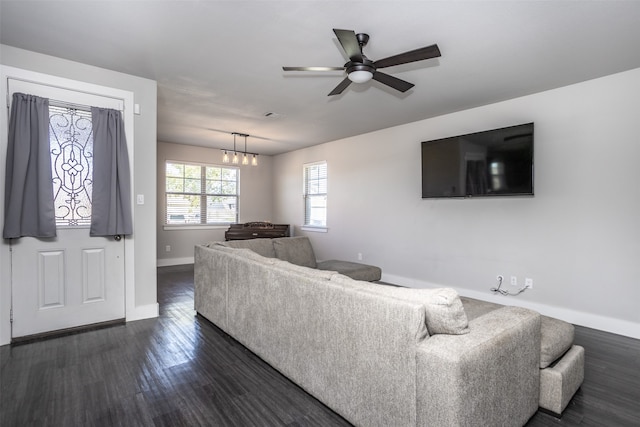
left=8, top=79, right=127, bottom=339
left=10, top=231, right=125, bottom=337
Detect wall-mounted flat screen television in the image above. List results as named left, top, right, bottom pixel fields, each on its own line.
left=421, top=123, right=534, bottom=198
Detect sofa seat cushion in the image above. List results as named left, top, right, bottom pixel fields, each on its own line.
left=540, top=315, right=575, bottom=368
left=317, top=260, right=382, bottom=282
left=461, top=297, right=576, bottom=369
left=273, top=236, right=317, bottom=268
left=459, top=296, right=502, bottom=321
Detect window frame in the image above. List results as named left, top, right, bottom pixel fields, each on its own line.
left=302, top=161, right=328, bottom=232
left=164, top=160, right=239, bottom=228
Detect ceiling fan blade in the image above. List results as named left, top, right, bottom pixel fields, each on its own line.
left=328, top=77, right=352, bottom=96
left=283, top=66, right=345, bottom=71
left=374, top=44, right=441, bottom=69
left=333, top=29, right=363, bottom=62
left=372, top=72, right=414, bottom=93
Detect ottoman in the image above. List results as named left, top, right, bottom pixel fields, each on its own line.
left=460, top=297, right=584, bottom=416
left=539, top=315, right=585, bottom=415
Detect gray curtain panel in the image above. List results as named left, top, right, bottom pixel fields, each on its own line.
left=3, top=93, right=56, bottom=239
left=90, top=107, right=133, bottom=236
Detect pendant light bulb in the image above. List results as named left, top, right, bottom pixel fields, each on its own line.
left=222, top=150, right=229, bottom=163
left=348, top=70, right=373, bottom=83
left=230, top=133, right=239, bottom=164
left=242, top=153, right=249, bottom=165
left=251, top=154, right=258, bottom=166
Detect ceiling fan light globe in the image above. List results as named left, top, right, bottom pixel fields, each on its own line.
left=348, top=70, right=373, bottom=83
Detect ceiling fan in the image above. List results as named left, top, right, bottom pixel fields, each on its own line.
left=283, top=29, right=441, bottom=96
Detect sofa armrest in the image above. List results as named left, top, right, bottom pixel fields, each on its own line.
left=416, top=306, right=540, bottom=427
left=272, top=236, right=317, bottom=268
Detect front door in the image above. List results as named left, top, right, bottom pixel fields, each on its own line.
left=10, top=231, right=125, bottom=337
left=8, top=79, right=127, bottom=339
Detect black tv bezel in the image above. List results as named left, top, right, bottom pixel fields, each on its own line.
left=421, top=122, right=534, bottom=199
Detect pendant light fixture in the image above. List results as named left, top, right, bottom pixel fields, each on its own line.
left=232, top=132, right=239, bottom=164
left=241, top=135, right=249, bottom=165
left=222, top=132, right=258, bottom=166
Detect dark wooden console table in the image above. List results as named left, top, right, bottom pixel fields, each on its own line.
left=225, top=222, right=290, bottom=241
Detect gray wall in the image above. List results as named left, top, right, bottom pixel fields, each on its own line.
left=157, top=141, right=274, bottom=265
left=273, top=68, right=640, bottom=338
left=0, top=45, right=158, bottom=345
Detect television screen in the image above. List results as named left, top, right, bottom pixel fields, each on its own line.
left=421, top=123, right=534, bottom=198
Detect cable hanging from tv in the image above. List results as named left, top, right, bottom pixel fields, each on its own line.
left=490, top=275, right=529, bottom=296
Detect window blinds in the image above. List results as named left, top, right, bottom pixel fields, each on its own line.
left=303, top=161, right=327, bottom=227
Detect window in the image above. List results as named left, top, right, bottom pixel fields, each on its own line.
left=303, top=161, right=327, bottom=228
left=49, top=105, right=94, bottom=227
left=165, top=161, right=238, bottom=225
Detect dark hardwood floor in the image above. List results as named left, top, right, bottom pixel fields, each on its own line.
left=1, top=265, right=638, bottom=426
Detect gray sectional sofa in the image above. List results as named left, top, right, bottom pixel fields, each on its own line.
left=219, top=236, right=382, bottom=281
left=194, top=236, right=583, bottom=426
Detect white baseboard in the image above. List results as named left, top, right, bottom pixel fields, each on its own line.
left=126, top=303, right=159, bottom=322
left=157, top=257, right=194, bottom=267
left=382, top=273, right=640, bottom=340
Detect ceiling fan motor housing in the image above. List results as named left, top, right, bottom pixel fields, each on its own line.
left=346, top=58, right=376, bottom=75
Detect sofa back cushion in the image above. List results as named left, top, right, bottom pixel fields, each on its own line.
left=218, top=238, right=277, bottom=258
left=330, top=275, right=469, bottom=336
left=273, top=236, right=317, bottom=268
left=540, top=315, right=574, bottom=368
left=413, top=287, right=469, bottom=335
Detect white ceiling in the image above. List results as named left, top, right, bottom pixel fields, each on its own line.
left=2, top=1, right=640, bottom=156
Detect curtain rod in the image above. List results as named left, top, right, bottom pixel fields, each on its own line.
left=6, top=76, right=125, bottom=112
left=49, top=100, right=92, bottom=112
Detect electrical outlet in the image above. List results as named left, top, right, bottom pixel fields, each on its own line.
left=165, top=245, right=171, bottom=252
left=510, top=276, right=518, bottom=286
left=357, top=252, right=363, bottom=261
left=525, top=278, right=533, bottom=289
left=496, top=274, right=504, bottom=283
